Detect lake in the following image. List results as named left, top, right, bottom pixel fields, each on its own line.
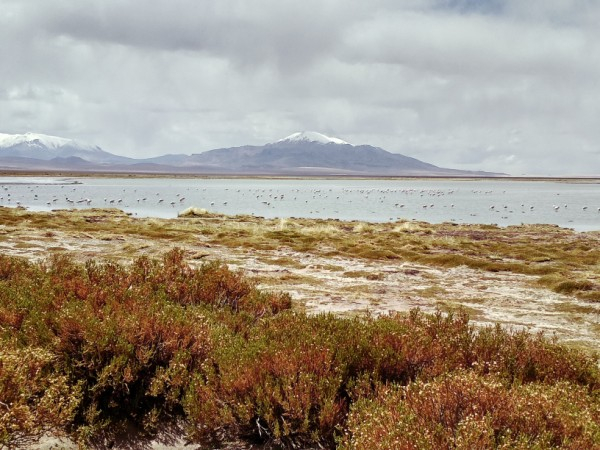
left=0, top=176, right=598, bottom=231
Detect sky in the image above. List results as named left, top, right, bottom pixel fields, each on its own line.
left=1, top=0, right=599, bottom=176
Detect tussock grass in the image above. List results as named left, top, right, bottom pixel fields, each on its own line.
left=259, top=256, right=306, bottom=269
left=1, top=207, right=598, bottom=301
left=415, top=286, right=450, bottom=298
left=343, top=270, right=385, bottom=280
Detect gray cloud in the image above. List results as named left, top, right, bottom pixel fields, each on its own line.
left=1, top=0, right=599, bottom=175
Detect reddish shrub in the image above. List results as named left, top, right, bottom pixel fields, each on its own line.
left=341, top=371, right=600, bottom=449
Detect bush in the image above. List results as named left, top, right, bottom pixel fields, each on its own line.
left=0, top=250, right=290, bottom=444
left=0, top=343, right=81, bottom=447
left=0, top=251, right=598, bottom=448
left=179, top=313, right=352, bottom=445
left=340, top=371, right=600, bottom=449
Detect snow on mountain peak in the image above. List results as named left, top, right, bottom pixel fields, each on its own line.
left=0, top=132, right=98, bottom=151
left=277, top=131, right=352, bottom=146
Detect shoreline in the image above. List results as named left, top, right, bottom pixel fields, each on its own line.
left=1, top=173, right=598, bottom=233
left=1, top=169, right=599, bottom=183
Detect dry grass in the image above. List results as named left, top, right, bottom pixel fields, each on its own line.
left=1, top=207, right=598, bottom=303
left=414, top=286, right=450, bottom=298
left=343, top=270, right=385, bottom=280
left=259, top=256, right=307, bottom=269
left=1, top=207, right=599, bottom=354
left=552, top=302, right=600, bottom=315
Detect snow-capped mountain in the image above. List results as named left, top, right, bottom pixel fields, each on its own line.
left=179, top=131, right=503, bottom=176
left=0, top=131, right=504, bottom=176
left=276, top=131, right=353, bottom=146
left=0, top=132, right=78, bottom=149
left=0, top=132, right=129, bottom=164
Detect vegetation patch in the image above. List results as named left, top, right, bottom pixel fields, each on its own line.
left=12, top=241, right=40, bottom=249
left=0, top=251, right=598, bottom=448
left=436, top=302, right=483, bottom=320
left=343, top=270, right=385, bottom=280
left=311, top=263, right=345, bottom=272
left=340, top=371, right=600, bottom=449
left=539, top=274, right=600, bottom=302
left=2, top=207, right=598, bottom=302
left=47, top=246, right=68, bottom=252
left=259, top=256, right=307, bottom=269
left=552, top=302, right=600, bottom=315
left=415, top=286, right=450, bottom=298
left=459, top=297, right=488, bottom=304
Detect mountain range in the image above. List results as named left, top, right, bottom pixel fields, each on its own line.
left=0, top=131, right=505, bottom=177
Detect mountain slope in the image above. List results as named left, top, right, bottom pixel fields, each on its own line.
left=180, top=132, right=501, bottom=176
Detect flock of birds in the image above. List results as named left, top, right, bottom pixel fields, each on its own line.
left=0, top=183, right=598, bottom=228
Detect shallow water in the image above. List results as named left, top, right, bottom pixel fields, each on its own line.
left=0, top=177, right=598, bottom=231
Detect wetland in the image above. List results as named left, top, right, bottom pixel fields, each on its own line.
left=1, top=194, right=599, bottom=448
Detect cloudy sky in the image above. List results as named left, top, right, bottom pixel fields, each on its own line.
left=1, top=0, right=599, bottom=175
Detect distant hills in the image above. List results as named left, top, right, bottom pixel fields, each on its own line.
left=0, top=131, right=505, bottom=177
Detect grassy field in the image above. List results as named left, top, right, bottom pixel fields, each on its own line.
left=0, top=206, right=599, bottom=448
left=1, top=206, right=599, bottom=300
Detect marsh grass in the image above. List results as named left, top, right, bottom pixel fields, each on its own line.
left=415, top=286, right=450, bottom=298
left=259, top=256, right=306, bottom=269
left=343, top=270, right=385, bottom=280
left=540, top=274, right=600, bottom=302
left=12, top=241, right=40, bottom=249
left=459, top=297, right=488, bottom=304
left=436, top=302, right=483, bottom=320
left=312, top=263, right=345, bottom=272
left=278, top=273, right=315, bottom=283
left=0, top=208, right=600, bottom=301
left=1, top=207, right=599, bottom=302
left=579, top=291, right=600, bottom=302
left=552, top=302, right=600, bottom=315
left=47, top=246, right=68, bottom=252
